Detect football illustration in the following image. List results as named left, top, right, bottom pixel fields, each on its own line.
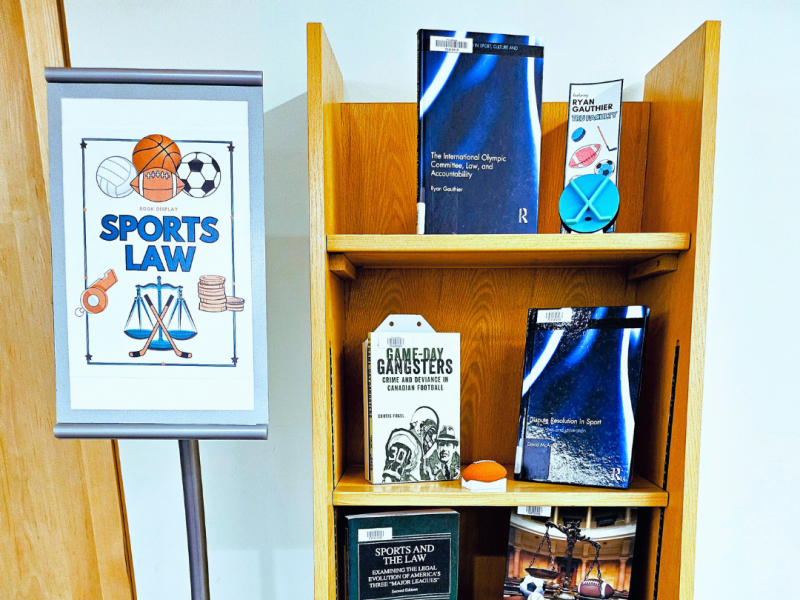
left=595, top=159, right=615, bottom=177
left=577, top=579, right=615, bottom=598
left=177, top=152, right=221, bottom=198
left=130, top=167, right=185, bottom=202
left=96, top=156, right=136, bottom=198
left=461, top=460, right=507, bottom=482
left=568, top=144, right=601, bottom=168
left=132, top=134, right=181, bottom=174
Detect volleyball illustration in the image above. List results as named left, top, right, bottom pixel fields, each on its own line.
left=177, top=152, right=222, bottom=198
left=132, top=134, right=181, bottom=174
left=96, top=156, right=136, bottom=198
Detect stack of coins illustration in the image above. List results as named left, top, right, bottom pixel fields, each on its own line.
left=226, top=296, right=245, bottom=312
left=198, top=275, right=227, bottom=312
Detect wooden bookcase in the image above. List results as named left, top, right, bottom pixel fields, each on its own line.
left=308, top=21, right=719, bottom=600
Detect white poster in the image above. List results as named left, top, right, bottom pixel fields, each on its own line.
left=59, top=97, right=256, bottom=412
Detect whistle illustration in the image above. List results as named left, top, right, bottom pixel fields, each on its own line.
left=79, top=269, right=118, bottom=315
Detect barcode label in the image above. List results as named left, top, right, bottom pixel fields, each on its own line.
left=430, top=36, right=473, bottom=53
left=358, top=527, right=393, bottom=542
left=538, top=308, right=573, bottom=324
left=386, top=337, right=404, bottom=347
left=517, top=506, right=552, bottom=517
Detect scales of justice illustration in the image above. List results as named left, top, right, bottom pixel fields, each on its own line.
left=124, top=276, right=197, bottom=358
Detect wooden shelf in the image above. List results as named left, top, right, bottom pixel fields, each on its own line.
left=327, top=233, right=690, bottom=269
left=333, top=465, right=668, bottom=508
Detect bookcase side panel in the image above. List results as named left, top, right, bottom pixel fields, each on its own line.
left=308, top=22, right=344, bottom=600
left=343, top=267, right=637, bottom=467
left=337, top=103, right=649, bottom=235
left=637, top=20, right=720, bottom=600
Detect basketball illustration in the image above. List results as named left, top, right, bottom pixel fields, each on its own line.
left=96, top=156, right=136, bottom=198
left=132, top=134, right=181, bottom=174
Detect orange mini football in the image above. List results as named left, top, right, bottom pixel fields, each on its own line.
left=130, top=167, right=185, bottom=202
left=461, top=460, right=507, bottom=483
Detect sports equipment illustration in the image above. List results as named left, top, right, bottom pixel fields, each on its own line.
left=130, top=167, right=185, bottom=202
left=130, top=134, right=184, bottom=202
left=594, top=159, right=614, bottom=177
left=571, top=127, right=586, bottom=142
left=597, top=126, right=618, bottom=152
left=77, top=269, right=117, bottom=316
left=132, top=134, right=181, bottom=174
left=144, top=294, right=191, bottom=359
left=568, top=144, right=601, bottom=168
left=96, top=156, right=136, bottom=198
left=177, top=152, right=221, bottom=198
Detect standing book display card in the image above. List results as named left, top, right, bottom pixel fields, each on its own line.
left=46, top=68, right=268, bottom=439
left=46, top=68, right=268, bottom=600
left=363, top=315, right=460, bottom=484
left=417, top=30, right=544, bottom=234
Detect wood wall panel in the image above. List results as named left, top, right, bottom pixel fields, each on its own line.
left=0, top=2, right=134, bottom=598
left=337, top=102, right=650, bottom=235
left=343, top=268, right=637, bottom=467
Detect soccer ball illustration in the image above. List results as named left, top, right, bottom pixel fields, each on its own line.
left=595, top=159, right=615, bottom=177
left=177, top=152, right=221, bottom=198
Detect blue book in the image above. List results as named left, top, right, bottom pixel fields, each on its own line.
left=515, top=307, right=649, bottom=488
left=345, top=509, right=459, bottom=600
left=417, top=30, right=544, bottom=234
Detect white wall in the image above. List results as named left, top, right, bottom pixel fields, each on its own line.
left=63, top=1, right=800, bottom=598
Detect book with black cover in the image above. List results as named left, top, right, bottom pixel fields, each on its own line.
left=417, top=30, right=544, bottom=234
left=515, top=307, right=649, bottom=488
left=345, top=509, right=459, bottom=600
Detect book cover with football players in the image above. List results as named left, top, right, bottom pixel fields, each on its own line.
left=417, top=30, right=544, bottom=234
left=363, top=315, right=460, bottom=485
left=515, top=306, right=649, bottom=488
left=345, top=509, right=459, bottom=600
left=505, top=507, right=637, bottom=599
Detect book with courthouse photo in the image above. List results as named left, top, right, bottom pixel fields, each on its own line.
left=417, top=30, right=544, bottom=234
left=505, top=506, right=637, bottom=599
left=515, top=306, right=649, bottom=488
left=363, top=315, right=460, bottom=484
left=345, top=509, right=459, bottom=600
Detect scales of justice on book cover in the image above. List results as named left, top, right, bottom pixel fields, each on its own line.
left=47, top=70, right=268, bottom=437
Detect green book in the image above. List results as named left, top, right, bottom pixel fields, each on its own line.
left=345, top=509, right=459, bottom=600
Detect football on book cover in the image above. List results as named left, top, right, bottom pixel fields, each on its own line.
left=345, top=509, right=459, bottom=600
left=417, top=30, right=544, bottom=234
left=505, top=507, right=637, bottom=599
left=363, top=317, right=460, bottom=484
left=515, top=307, right=649, bottom=488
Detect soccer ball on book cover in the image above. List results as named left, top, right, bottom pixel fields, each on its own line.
left=177, top=152, right=222, bottom=198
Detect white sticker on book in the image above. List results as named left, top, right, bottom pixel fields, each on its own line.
left=538, top=308, right=574, bottom=324
left=518, top=506, right=552, bottom=517
left=430, top=36, right=473, bottom=53
left=358, top=527, right=393, bottom=542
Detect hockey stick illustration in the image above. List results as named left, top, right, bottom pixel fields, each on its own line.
left=129, top=296, right=173, bottom=358
left=144, top=293, right=192, bottom=359
left=598, top=126, right=618, bottom=152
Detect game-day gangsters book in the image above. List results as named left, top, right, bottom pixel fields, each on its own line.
left=515, top=307, right=649, bottom=488
left=363, top=316, right=460, bottom=484
left=417, top=30, right=544, bottom=234
left=345, top=509, right=459, bottom=600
